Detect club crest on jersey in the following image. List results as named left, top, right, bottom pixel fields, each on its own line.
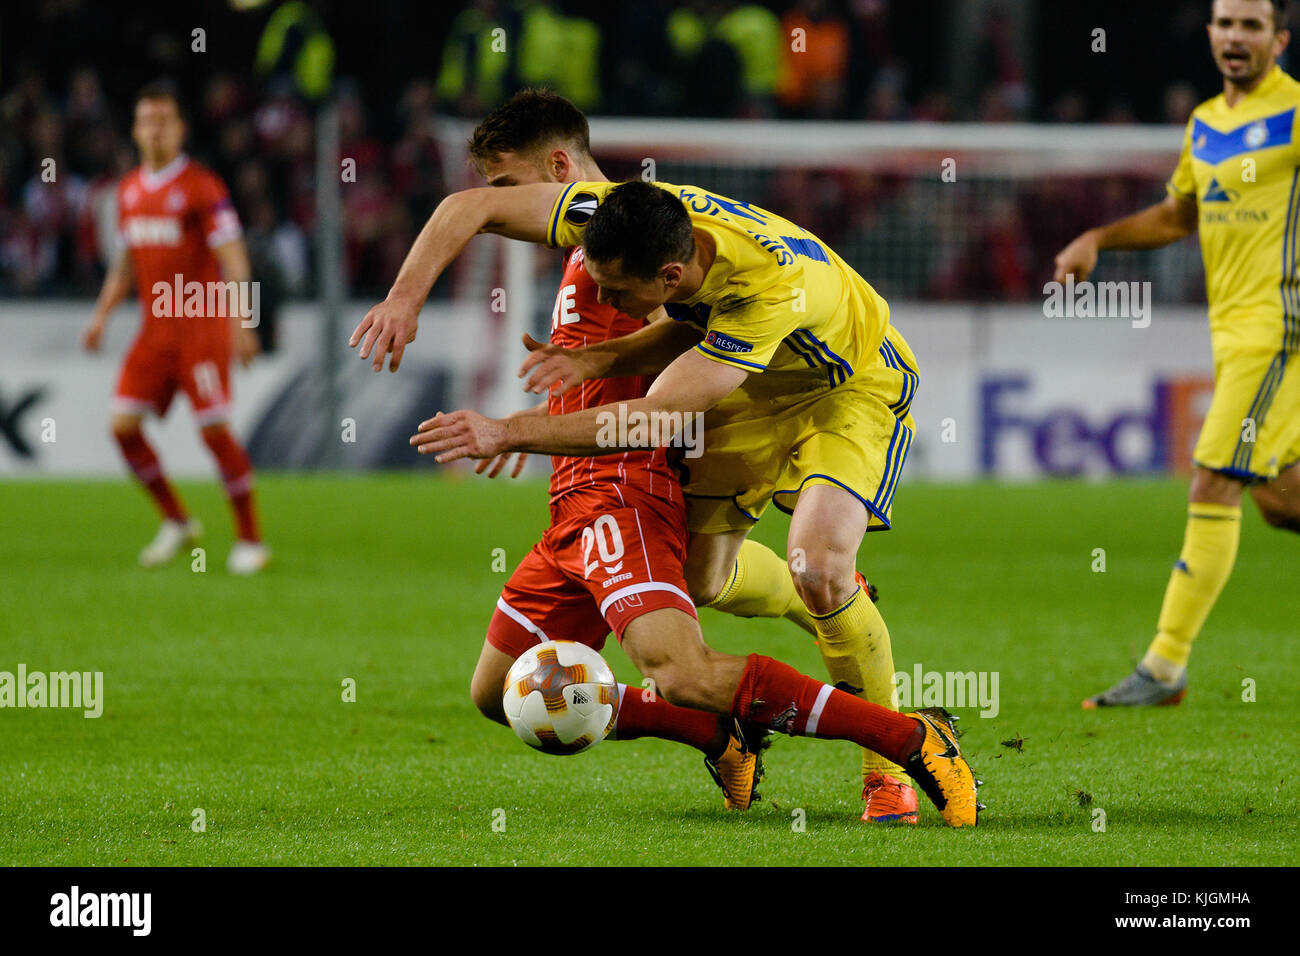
left=1245, top=120, right=1269, bottom=149
left=166, top=189, right=185, bottom=212
left=704, top=330, right=753, bottom=354
left=564, top=192, right=599, bottom=225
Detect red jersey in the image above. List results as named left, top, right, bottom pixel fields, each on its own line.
left=117, top=155, right=242, bottom=338
left=546, top=246, right=682, bottom=509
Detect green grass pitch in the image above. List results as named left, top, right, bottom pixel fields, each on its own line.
left=1, top=474, right=1296, bottom=865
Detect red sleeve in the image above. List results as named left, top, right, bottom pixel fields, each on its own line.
left=197, top=171, right=242, bottom=248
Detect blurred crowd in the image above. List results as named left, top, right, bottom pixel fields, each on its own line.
left=0, top=0, right=1275, bottom=299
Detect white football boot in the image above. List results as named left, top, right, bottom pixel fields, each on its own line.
left=227, top=540, right=271, bottom=575
left=139, top=518, right=203, bottom=568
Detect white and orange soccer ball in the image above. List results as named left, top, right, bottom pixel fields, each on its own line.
left=502, top=641, right=619, bottom=755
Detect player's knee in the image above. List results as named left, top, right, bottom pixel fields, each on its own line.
left=470, top=673, right=507, bottom=725
left=1189, top=467, right=1244, bottom=506
left=684, top=564, right=729, bottom=607
left=1257, top=497, right=1300, bottom=533
left=644, top=662, right=710, bottom=710
left=110, top=413, right=142, bottom=439
left=790, top=563, right=853, bottom=616
left=199, top=422, right=231, bottom=447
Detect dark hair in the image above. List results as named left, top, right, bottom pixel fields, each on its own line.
left=1212, top=0, right=1289, bottom=28
left=467, top=88, right=591, bottom=171
left=134, top=80, right=185, bottom=119
left=583, top=181, right=695, bottom=280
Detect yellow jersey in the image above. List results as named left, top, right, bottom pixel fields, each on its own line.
left=1168, top=65, right=1300, bottom=349
left=546, top=180, right=898, bottom=387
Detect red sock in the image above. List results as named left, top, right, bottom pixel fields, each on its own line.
left=612, top=683, right=729, bottom=756
left=201, top=425, right=260, bottom=542
left=114, top=429, right=187, bottom=523
left=731, top=654, right=923, bottom=765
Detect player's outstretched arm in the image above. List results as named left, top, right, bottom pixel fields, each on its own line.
left=83, top=250, right=134, bottom=352
left=412, top=349, right=746, bottom=461
left=473, top=401, right=547, bottom=478
left=1053, top=192, right=1198, bottom=283
left=351, top=183, right=567, bottom=373
left=518, top=309, right=704, bottom=395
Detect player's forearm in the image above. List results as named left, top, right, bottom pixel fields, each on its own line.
left=502, top=394, right=678, bottom=456
left=385, top=189, right=501, bottom=307
left=507, top=401, right=549, bottom=419
left=92, top=249, right=135, bottom=320
left=92, top=267, right=132, bottom=321
left=577, top=320, right=702, bottom=378
left=215, top=241, right=254, bottom=328
left=1092, top=200, right=1196, bottom=251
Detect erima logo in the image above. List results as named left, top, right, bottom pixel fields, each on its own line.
left=564, top=192, right=599, bottom=225
left=1202, top=178, right=1238, bottom=203
left=704, top=330, right=753, bottom=354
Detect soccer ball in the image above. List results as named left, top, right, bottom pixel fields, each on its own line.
left=502, top=641, right=619, bottom=755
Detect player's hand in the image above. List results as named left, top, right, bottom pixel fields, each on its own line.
left=82, top=315, right=106, bottom=352
left=233, top=326, right=261, bottom=368
left=474, top=452, right=529, bottom=478
left=351, top=296, right=419, bottom=373
left=518, top=333, right=591, bottom=396
left=410, top=410, right=507, bottom=463
left=1053, top=231, right=1099, bottom=284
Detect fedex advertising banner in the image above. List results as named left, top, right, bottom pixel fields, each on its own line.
left=0, top=302, right=1216, bottom=479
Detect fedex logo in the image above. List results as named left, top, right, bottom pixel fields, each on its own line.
left=980, top=375, right=1213, bottom=476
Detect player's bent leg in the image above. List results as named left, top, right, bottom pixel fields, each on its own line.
left=484, top=590, right=749, bottom=804
left=111, top=411, right=199, bottom=566
left=621, top=607, right=746, bottom=712
left=199, top=422, right=268, bottom=574
left=1085, top=466, right=1245, bottom=708
left=786, top=483, right=868, bottom=614
left=682, top=529, right=749, bottom=607
left=1250, top=463, right=1300, bottom=532
left=621, top=608, right=978, bottom=826
left=786, top=482, right=914, bottom=819
left=470, top=639, right=517, bottom=726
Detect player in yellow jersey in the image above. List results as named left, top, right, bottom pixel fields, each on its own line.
left=1055, top=0, right=1300, bottom=707
left=353, top=171, right=943, bottom=824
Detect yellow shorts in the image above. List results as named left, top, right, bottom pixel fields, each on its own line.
left=682, top=325, right=918, bottom=535
left=1193, top=332, right=1300, bottom=483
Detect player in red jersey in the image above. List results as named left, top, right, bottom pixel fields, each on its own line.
left=352, top=91, right=980, bottom=825
left=82, top=84, right=268, bottom=575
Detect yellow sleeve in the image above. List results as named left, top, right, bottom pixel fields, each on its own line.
left=545, top=181, right=618, bottom=248
left=1167, top=118, right=1197, bottom=199
left=694, top=287, right=801, bottom=373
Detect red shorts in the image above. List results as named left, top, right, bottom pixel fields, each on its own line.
left=487, top=483, right=697, bottom=660
left=113, top=327, right=231, bottom=426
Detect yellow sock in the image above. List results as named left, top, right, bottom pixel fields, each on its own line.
left=1143, top=502, right=1241, bottom=682
left=705, top=539, right=817, bottom=635
left=812, top=586, right=908, bottom=785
